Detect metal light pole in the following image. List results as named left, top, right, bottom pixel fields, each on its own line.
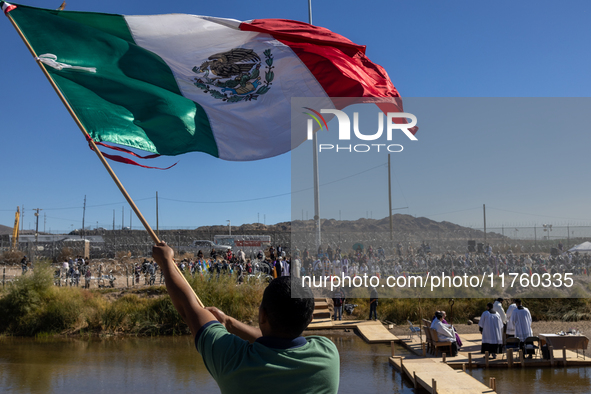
left=227, top=220, right=231, bottom=236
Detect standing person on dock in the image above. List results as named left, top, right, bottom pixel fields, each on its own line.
left=369, top=286, right=378, bottom=321
left=479, top=303, right=503, bottom=359
left=152, top=242, right=340, bottom=394
left=505, top=299, right=517, bottom=338
left=492, top=298, right=507, bottom=328
left=508, top=299, right=533, bottom=351
left=332, top=286, right=345, bottom=321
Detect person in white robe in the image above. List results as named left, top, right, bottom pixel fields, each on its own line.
left=479, top=303, right=504, bottom=358
left=508, top=299, right=533, bottom=343
left=492, top=298, right=507, bottom=324
left=432, top=311, right=458, bottom=356
left=505, top=300, right=517, bottom=337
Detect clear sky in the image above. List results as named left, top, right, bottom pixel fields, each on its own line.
left=1, top=0, right=590, bottom=234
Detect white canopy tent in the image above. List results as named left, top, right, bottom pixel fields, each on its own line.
left=568, top=241, right=591, bottom=253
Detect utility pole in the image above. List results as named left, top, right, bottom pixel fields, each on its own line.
left=82, top=195, right=86, bottom=240
left=33, top=208, right=42, bottom=262
left=21, top=204, right=24, bottom=232
left=388, top=154, right=393, bottom=247
left=483, top=204, right=487, bottom=244
left=309, top=0, right=321, bottom=250
left=122, top=206, right=124, bottom=230
left=130, top=210, right=132, bottom=231
left=113, top=209, right=115, bottom=231
left=156, top=191, right=159, bottom=239
left=44, top=212, right=46, bottom=233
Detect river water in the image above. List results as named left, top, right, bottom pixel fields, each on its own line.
left=1, top=334, right=589, bottom=393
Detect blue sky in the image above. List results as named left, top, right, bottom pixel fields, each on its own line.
left=1, top=0, right=590, bottom=233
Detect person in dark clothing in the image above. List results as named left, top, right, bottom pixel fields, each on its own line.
left=369, top=287, right=378, bottom=320
left=332, top=287, right=345, bottom=321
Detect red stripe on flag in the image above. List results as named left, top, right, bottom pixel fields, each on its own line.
left=2, top=2, right=17, bottom=14
left=240, top=19, right=400, bottom=98
left=85, top=134, right=177, bottom=170
left=99, top=151, right=178, bottom=170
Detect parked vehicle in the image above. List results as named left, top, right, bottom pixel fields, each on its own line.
left=189, top=240, right=232, bottom=254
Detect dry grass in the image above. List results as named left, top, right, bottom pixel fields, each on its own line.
left=0, top=265, right=265, bottom=336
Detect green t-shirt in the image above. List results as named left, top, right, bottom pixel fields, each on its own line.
left=196, top=322, right=339, bottom=394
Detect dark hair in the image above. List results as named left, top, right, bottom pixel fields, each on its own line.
left=261, top=276, right=314, bottom=338
left=514, top=299, right=522, bottom=305
left=434, top=311, right=443, bottom=320
left=487, top=303, right=494, bottom=309
left=496, top=298, right=504, bottom=302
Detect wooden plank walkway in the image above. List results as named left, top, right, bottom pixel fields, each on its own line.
left=356, top=321, right=399, bottom=343
left=390, top=357, right=494, bottom=394
left=306, top=318, right=400, bottom=344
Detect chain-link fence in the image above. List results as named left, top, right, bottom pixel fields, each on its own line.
left=2, top=225, right=590, bottom=261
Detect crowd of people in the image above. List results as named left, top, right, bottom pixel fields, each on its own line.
left=52, top=256, right=93, bottom=288
left=292, top=242, right=590, bottom=281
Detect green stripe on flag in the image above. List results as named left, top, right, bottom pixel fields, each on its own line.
left=10, top=4, right=219, bottom=157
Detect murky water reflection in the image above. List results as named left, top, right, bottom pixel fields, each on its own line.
left=2, top=334, right=589, bottom=393
left=0, top=334, right=414, bottom=393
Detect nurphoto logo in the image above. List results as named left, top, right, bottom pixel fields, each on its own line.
left=304, top=107, right=418, bottom=153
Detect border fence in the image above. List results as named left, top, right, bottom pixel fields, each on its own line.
left=1, top=225, right=590, bottom=262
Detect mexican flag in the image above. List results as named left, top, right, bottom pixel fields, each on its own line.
left=3, top=2, right=405, bottom=161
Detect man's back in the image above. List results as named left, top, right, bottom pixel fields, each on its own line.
left=197, top=323, right=339, bottom=394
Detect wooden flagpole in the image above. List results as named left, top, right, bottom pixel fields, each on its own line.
left=6, top=11, right=204, bottom=308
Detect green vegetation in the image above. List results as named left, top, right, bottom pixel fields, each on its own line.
left=3, top=265, right=591, bottom=336
left=0, top=264, right=265, bottom=337
left=347, top=296, right=591, bottom=325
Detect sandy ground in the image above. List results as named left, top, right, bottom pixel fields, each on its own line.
left=3, top=263, right=163, bottom=289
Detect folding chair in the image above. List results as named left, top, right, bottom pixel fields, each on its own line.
left=524, top=336, right=540, bottom=359
left=502, top=337, right=521, bottom=360
left=407, top=320, right=421, bottom=340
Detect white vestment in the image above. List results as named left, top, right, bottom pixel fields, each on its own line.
left=505, top=303, right=517, bottom=335
left=433, top=319, right=455, bottom=342
left=492, top=301, right=507, bottom=324
left=479, top=310, right=503, bottom=345
left=509, top=306, right=533, bottom=341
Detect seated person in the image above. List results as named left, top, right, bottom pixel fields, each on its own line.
left=432, top=311, right=458, bottom=357
left=431, top=311, right=462, bottom=348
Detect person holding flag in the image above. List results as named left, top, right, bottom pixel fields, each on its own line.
left=153, top=242, right=339, bottom=394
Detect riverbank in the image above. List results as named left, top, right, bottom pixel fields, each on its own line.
left=0, top=264, right=264, bottom=336
left=3, top=264, right=591, bottom=338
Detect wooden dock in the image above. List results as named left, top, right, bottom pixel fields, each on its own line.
left=400, top=332, right=591, bottom=369
left=306, top=317, right=400, bottom=344
left=307, top=298, right=400, bottom=344
left=390, top=357, right=494, bottom=394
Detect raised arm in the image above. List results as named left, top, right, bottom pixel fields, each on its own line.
left=153, top=242, right=216, bottom=338
left=206, top=307, right=263, bottom=343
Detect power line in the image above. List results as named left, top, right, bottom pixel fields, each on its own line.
left=161, top=163, right=387, bottom=204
